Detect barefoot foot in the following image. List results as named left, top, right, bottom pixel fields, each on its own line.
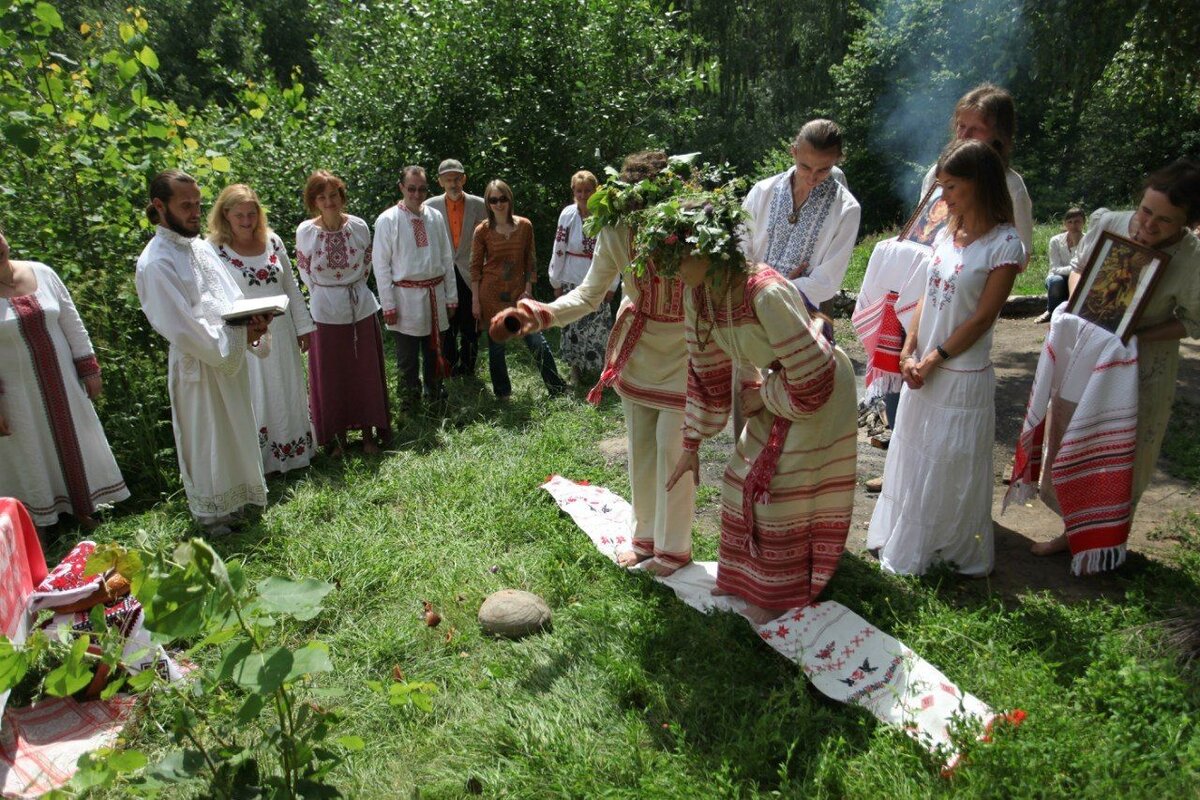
left=77, top=514, right=99, bottom=532
left=617, top=550, right=652, bottom=568
left=1031, top=534, right=1069, bottom=556
left=642, top=558, right=685, bottom=577
left=741, top=604, right=786, bottom=626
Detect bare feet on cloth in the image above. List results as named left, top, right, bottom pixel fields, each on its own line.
left=740, top=604, right=786, bottom=626
left=1030, top=533, right=1069, bottom=556
left=641, top=558, right=686, bottom=577
left=617, top=550, right=651, bottom=568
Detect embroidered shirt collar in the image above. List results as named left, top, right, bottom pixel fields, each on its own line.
left=155, top=225, right=197, bottom=247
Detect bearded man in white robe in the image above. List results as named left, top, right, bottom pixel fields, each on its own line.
left=134, top=170, right=272, bottom=535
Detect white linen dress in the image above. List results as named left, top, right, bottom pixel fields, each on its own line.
left=867, top=225, right=1026, bottom=575
left=214, top=233, right=316, bottom=473
left=0, top=263, right=129, bottom=525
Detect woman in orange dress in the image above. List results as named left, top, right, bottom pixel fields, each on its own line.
left=469, top=180, right=566, bottom=399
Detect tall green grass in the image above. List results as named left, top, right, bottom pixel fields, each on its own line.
left=71, top=347, right=1200, bottom=798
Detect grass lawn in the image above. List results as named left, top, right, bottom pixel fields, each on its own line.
left=846, top=223, right=1062, bottom=298
left=58, top=342, right=1200, bottom=799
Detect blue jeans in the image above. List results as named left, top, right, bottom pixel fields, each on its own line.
left=884, top=391, right=900, bottom=431
left=487, top=332, right=566, bottom=398
left=1046, top=274, right=1069, bottom=314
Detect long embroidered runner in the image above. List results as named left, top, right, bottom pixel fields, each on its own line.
left=1003, top=312, right=1138, bottom=575
left=541, top=475, right=1021, bottom=772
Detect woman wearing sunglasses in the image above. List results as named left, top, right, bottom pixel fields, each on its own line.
left=470, top=180, right=566, bottom=399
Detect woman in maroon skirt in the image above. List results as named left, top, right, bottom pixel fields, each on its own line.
left=295, top=170, right=391, bottom=456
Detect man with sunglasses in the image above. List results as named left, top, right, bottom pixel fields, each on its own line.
left=425, top=159, right=487, bottom=378
left=372, top=165, right=457, bottom=410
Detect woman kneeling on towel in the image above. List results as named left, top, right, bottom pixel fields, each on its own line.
left=662, top=189, right=858, bottom=625
left=1032, top=159, right=1200, bottom=563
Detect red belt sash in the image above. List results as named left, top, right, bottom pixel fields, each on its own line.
left=586, top=299, right=682, bottom=406
left=395, top=276, right=452, bottom=379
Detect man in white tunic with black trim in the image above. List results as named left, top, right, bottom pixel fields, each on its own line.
left=135, top=170, right=271, bottom=535
left=741, top=119, right=861, bottom=308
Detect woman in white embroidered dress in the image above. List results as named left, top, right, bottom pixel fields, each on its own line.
left=295, top=170, right=391, bottom=457
left=867, top=140, right=1026, bottom=576
left=548, top=170, right=617, bottom=383
left=0, top=227, right=129, bottom=530
left=210, top=184, right=316, bottom=474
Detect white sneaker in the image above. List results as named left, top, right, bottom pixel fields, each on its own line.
left=1034, top=311, right=1052, bottom=324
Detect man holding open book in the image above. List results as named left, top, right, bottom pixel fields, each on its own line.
left=134, top=169, right=274, bottom=537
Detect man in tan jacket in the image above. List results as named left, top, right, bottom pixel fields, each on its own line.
left=426, top=159, right=488, bottom=377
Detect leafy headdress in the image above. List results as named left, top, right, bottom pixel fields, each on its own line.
left=583, top=153, right=748, bottom=277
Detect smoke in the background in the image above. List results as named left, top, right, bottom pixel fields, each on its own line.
left=869, top=0, right=1030, bottom=209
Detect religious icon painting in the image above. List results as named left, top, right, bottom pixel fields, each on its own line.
left=1067, top=230, right=1170, bottom=344
left=897, top=183, right=950, bottom=249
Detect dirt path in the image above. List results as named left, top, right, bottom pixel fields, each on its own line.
left=599, top=313, right=1200, bottom=604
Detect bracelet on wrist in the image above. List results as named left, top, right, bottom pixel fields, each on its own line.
left=936, top=345, right=951, bottom=360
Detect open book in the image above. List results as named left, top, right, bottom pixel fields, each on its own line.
left=222, top=295, right=289, bottom=325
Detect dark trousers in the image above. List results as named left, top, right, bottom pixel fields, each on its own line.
left=486, top=331, right=566, bottom=398
left=1046, top=274, right=1069, bottom=314
left=442, top=270, right=479, bottom=376
left=393, top=331, right=442, bottom=403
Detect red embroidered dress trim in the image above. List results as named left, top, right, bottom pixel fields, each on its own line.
left=587, top=263, right=685, bottom=405
left=73, top=354, right=100, bottom=379
left=395, top=275, right=452, bottom=378
left=11, top=294, right=94, bottom=518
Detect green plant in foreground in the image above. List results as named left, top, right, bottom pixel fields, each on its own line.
left=0, top=539, right=376, bottom=799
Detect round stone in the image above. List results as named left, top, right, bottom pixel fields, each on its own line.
left=478, top=589, right=552, bottom=639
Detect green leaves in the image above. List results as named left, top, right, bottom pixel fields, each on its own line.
left=257, top=577, right=335, bottom=622
left=32, top=2, right=63, bottom=31
left=43, top=635, right=94, bottom=697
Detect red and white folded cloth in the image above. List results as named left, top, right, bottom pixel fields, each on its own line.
left=852, top=237, right=928, bottom=402
left=1004, top=312, right=1139, bottom=575
left=542, top=475, right=1023, bottom=772
left=0, top=499, right=184, bottom=796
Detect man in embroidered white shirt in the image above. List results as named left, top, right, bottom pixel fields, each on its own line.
left=372, top=166, right=457, bottom=408
left=741, top=119, right=861, bottom=308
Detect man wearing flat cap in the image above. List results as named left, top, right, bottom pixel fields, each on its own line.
left=426, top=159, right=487, bottom=377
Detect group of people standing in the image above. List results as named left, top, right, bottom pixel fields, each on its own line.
left=3, top=81, right=1198, bottom=622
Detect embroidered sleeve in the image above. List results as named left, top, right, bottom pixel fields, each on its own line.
left=74, top=354, right=100, bottom=379
left=988, top=229, right=1027, bottom=273
left=548, top=207, right=572, bottom=289
left=681, top=288, right=733, bottom=449
left=756, top=279, right=837, bottom=419
left=47, top=267, right=99, bottom=365
left=274, top=234, right=316, bottom=336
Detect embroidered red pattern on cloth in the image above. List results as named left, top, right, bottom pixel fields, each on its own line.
left=1005, top=313, right=1139, bottom=574
left=587, top=265, right=684, bottom=405
left=11, top=294, right=94, bottom=518
left=395, top=275, right=452, bottom=378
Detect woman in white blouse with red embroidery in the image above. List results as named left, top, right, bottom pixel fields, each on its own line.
left=867, top=140, right=1026, bottom=577
left=210, top=184, right=316, bottom=474
left=294, top=171, right=391, bottom=457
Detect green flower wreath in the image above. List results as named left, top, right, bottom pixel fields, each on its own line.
left=631, top=182, right=749, bottom=277
left=583, top=153, right=748, bottom=277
